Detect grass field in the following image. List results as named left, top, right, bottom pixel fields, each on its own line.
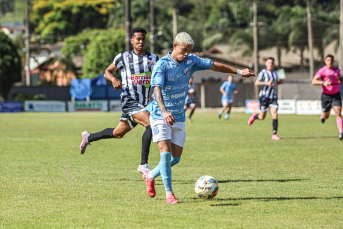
left=1, top=112, right=342, bottom=228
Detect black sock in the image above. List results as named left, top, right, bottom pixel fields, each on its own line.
left=273, top=119, right=278, bottom=134
left=88, top=128, right=115, bottom=142
left=254, top=114, right=259, bottom=120
left=141, top=125, right=152, bottom=165
left=189, top=109, right=195, bottom=118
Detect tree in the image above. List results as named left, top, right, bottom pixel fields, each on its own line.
left=31, top=0, right=117, bottom=43
left=0, top=0, right=15, bottom=18
left=285, top=5, right=308, bottom=71
left=0, top=31, right=22, bottom=101
left=82, top=29, right=126, bottom=79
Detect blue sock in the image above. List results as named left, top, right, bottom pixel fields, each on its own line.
left=219, top=110, right=223, bottom=115
left=151, top=156, right=181, bottom=178
left=153, top=152, right=172, bottom=192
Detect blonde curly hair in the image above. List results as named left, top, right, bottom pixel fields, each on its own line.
left=174, top=32, right=194, bottom=46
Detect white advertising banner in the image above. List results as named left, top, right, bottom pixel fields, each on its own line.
left=24, top=100, right=66, bottom=112
left=68, top=100, right=108, bottom=112
left=278, top=100, right=296, bottom=114
left=296, top=100, right=321, bottom=115
left=109, top=100, right=121, bottom=112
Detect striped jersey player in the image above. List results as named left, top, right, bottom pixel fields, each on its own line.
left=248, top=57, right=285, bottom=140
left=79, top=27, right=159, bottom=175
left=114, top=50, right=158, bottom=107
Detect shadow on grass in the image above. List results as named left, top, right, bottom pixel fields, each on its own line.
left=217, top=178, right=308, bottom=183
left=186, top=196, right=343, bottom=206
left=215, top=196, right=343, bottom=202
left=281, top=135, right=337, bottom=139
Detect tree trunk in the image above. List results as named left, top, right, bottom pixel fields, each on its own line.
left=173, top=8, right=178, bottom=39
left=253, top=1, right=259, bottom=99
left=307, top=0, right=314, bottom=79
left=300, top=46, right=305, bottom=72
left=125, top=0, right=131, bottom=51
left=277, top=44, right=282, bottom=69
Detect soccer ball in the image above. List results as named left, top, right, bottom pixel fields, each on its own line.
left=194, top=175, right=219, bottom=199
left=188, top=88, right=195, bottom=94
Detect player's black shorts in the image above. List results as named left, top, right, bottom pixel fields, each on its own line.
left=120, top=96, right=146, bottom=128
left=321, top=93, right=342, bottom=112
left=259, top=96, right=278, bottom=112
left=184, top=96, right=196, bottom=108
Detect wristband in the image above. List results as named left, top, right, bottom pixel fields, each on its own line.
left=236, top=69, right=243, bottom=75
left=322, top=81, right=324, bottom=85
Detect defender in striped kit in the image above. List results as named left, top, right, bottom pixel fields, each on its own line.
left=79, top=28, right=159, bottom=174
left=248, top=57, right=284, bottom=140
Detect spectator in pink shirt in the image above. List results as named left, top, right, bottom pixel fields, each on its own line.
left=312, top=54, right=343, bottom=140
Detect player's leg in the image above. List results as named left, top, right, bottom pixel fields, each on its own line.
left=332, top=106, right=343, bottom=138
left=219, top=99, right=229, bottom=118
left=79, top=119, right=132, bottom=154
left=188, top=103, right=196, bottom=123
left=270, top=106, right=280, bottom=140
left=331, top=93, right=343, bottom=140
left=321, top=93, right=331, bottom=123
left=248, top=97, right=268, bottom=125
left=147, top=121, right=185, bottom=204
left=142, top=118, right=170, bottom=199
left=132, top=110, right=153, bottom=173
left=225, top=101, right=233, bottom=120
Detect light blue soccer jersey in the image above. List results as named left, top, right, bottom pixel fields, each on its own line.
left=146, top=52, right=213, bottom=122
left=221, top=81, right=236, bottom=100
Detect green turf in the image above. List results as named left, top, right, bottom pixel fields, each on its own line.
left=1, top=112, right=342, bottom=228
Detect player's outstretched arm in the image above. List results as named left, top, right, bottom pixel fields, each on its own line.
left=154, top=86, right=175, bottom=126
left=211, top=62, right=255, bottom=78
left=105, top=63, right=122, bottom=92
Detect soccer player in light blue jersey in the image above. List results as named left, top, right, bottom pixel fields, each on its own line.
left=142, top=32, right=255, bottom=204
left=218, top=75, right=238, bottom=120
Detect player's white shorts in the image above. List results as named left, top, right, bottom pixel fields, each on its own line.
left=149, top=116, right=186, bottom=148
left=222, top=99, right=234, bottom=107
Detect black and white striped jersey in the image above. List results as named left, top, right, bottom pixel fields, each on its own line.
left=113, top=50, right=159, bottom=106
left=257, top=69, right=278, bottom=99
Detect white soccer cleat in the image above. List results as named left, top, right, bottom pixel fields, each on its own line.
left=137, top=163, right=151, bottom=174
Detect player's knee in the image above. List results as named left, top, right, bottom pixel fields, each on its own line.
left=113, top=132, right=125, bottom=139
left=171, top=156, right=181, bottom=166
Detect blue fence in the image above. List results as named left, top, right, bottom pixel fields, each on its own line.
left=90, top=86, right=122, bottom=100
left=9, top=85, right=123, bottom=102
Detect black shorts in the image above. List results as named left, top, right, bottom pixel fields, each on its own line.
left=321, top=93, right=342, bottom=112
left=120, top=96, right=146, bottom=128
left=259, top=96, right=278, bottom=112
left=184, top=97, right=195, bottom=108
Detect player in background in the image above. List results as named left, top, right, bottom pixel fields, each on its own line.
left=218, top=75, right=238, bottom=120
left=184, top=77, right=196, bottom=123
left=142, top=32, right=255, bottom=204
left=247, top=57, right=284, bottom=140
left=311, top=54, right=343, bottom=140
left=79, top=27, right=160, bottom=174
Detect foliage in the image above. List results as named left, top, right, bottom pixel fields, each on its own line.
left=31, top=0, right=117, bottom=43
left=82, top=29, right=126, bottom=79
left=61, top=29, right=103, bottom=58
left=0, top=0, right=25, bottom=23
left=0, top=0, right=14, bottom=16
left=11, top=92, right=46, bottom=101
left=0, top=31, right=22, bottom=101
